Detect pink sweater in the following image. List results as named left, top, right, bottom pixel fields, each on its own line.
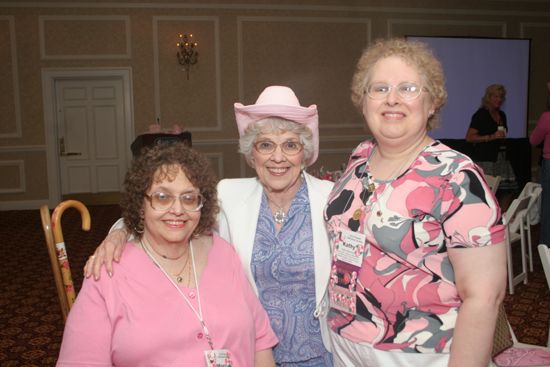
left=530, top=111, right=550, bottom=159
left=57, top=234, right=278, bottom=366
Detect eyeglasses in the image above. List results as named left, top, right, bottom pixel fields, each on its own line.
left=144, top=192, right=204, bottom=212
left=253, top=140, right=304, bottom=155
left=365, top=82, right=426, bottom=101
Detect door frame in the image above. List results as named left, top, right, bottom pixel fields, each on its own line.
left=41, top=67, right=135, bottom=207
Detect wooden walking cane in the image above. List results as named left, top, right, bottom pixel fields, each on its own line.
left=51, top=200, right=91, bottom=319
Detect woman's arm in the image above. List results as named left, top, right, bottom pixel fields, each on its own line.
left=255, top=348, right=275, bottom=367
left=57, top=278, right=114, bottom=365
left=530, top=112, right=550, bottom=146
left=83, top=218, right=129, bottom=279
left=447, top=243, right=507, bottom=367
left=465, top=127, right=502, bottom=143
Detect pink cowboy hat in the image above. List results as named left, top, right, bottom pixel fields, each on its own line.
left=234, top=85, right=319, bottom=166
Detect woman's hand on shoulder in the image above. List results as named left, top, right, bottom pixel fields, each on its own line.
left=83, top=229, right=128, bottom=280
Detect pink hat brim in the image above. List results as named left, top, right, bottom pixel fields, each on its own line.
left=234, top=102, right=319, bottom=166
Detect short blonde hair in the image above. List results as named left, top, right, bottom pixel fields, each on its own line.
left=350, top=38, right=448, bottom=130
left=481, top=84, right=506, bottom=109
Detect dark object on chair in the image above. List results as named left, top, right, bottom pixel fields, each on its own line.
left=131, top=132, right=192, bottom=158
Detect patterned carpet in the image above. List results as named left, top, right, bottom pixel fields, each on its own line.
left=0, top=205, right=121, bottom=367
left=0, top=204, right=548, bottom=366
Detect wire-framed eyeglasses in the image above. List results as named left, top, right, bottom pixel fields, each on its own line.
left=253, top=140, right=304, bottom=155
left=365, top=82, right=426, bottom=101
left=144, top=192, right=204, bottom=212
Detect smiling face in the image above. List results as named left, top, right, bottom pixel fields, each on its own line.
left=488, top=92, right=505, bottom=110
left=362, top=56, right=435, bottom=148
left=252, top=131, right=304, bottom=194
left=143, top=166, right=201, bottom=248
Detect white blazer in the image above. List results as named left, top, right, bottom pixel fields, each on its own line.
left=216, top=172, right=333, bottom=350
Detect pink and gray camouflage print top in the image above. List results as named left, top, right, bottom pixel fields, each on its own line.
left=324, top=139, right=505, bottom=353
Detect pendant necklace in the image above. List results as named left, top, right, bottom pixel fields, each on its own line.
left=141, top=236, right=190, bottom=284
left=142, top=235, right=189, bottom=261
left=270, top=201, right=287, bottom=224
left=174, top=253, right=190, bottom=284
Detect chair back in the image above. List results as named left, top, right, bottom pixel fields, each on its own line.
left=518, top=182, right=542, bottom=225
left=504, top=196, right=530, bottom=234
left=40, top=200, right=91, bottom=321
left=485, top=174, right=502, bottom=193
left=538, top=244, right=550, bottom=290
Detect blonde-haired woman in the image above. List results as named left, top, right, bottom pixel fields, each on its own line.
left=465, top=84, right=508, bottom=177
left=325, top=38, right=506, bottom=367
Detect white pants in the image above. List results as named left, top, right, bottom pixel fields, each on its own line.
left=330, top=330, right=496, bottom=367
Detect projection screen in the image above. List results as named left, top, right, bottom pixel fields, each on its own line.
left=407, top=36, right=530, bottom=139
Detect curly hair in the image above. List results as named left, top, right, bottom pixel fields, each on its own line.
left=238, top=117, right=313, bottom=168
left=350, top=38, right=448, bottom=130
left=481, top=84, right=506, bottom=109
left=120, top=142, right=219, bottom=239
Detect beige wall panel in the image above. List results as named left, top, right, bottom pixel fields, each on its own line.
left=309, top=139, right=364, bottom=174
left=388, top=19, right=506, bottom=39
left=0, top=17, right=20, bottom=138
left=520, top=23, right=550, bottom=120
left=0, top=152, right=48, bottom=200
left=238, top=17, right=370, bottom=132
left=156, top=18, right=219, bottom=131
left=194, top=143, right=241, bottom=179
left=129, top=15, right=157, bottom=135
left=41, top=16, right=130, bottom=59
left=0, top=161, right=23, bottom=192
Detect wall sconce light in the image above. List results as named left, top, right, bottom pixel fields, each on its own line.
left=176, top=33, right=198, bottom=80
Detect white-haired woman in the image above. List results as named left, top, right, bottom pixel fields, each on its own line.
left=86, top=86, right=334, bottom=366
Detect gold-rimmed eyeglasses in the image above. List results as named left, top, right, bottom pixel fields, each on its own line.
left=144, top=192, right=204, bottom=212
left=365, top=82, right=426, bottom=101
left=253, top=140, right=304, bottom=155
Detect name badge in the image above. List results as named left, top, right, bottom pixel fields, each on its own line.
left=204, top=349, right=232, bottom=367
left=330, top=285, right=357, bottom=315
left=336, top=230, right=366, bottom=267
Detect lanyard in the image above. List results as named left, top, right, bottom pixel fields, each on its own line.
left=141, top=238, right=215, bottom=350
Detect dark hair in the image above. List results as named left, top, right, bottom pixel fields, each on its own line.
left=121, top=142, right=219, bottom=238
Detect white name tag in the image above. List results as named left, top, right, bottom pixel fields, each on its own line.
left=204, top=349, right=232, bottom=367
left=336, top=230, right=366, bottom=267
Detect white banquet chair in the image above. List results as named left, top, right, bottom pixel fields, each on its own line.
left=503, top=195, right=531, bottom=295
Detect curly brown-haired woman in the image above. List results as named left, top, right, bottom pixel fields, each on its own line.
left=57, top=142, right=277, bottom=367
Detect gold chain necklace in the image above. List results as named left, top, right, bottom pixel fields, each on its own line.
left=141, top=237, right=191, bottom=284
left=143, top=235, right=189, bottom=261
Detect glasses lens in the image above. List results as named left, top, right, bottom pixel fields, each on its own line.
left=397, top=82, right=421, bottom=100
left=366, top=83, right=390, bottom=99
left=179, top=193, right=203, bottom=212
left=281, top=141, right=303, bottom=155
left=254, top=140, right=276, bottom=154
left=150, top=192, right=174, bottom=211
